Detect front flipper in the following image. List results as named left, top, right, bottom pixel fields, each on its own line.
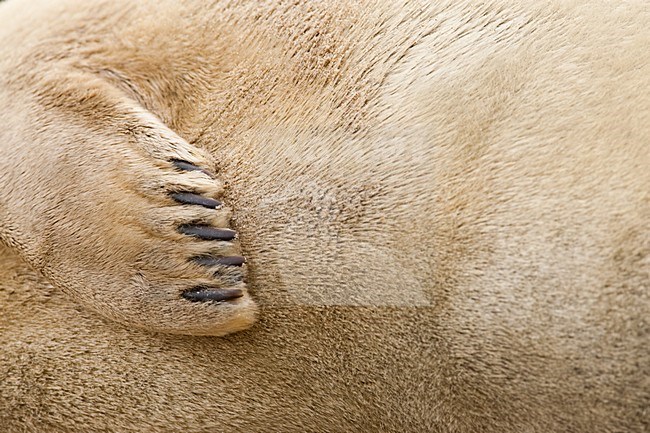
left=0, top=72, right=257, bottom=336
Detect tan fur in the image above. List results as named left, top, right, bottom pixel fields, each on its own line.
left=1, top=0, right=648, bottom=431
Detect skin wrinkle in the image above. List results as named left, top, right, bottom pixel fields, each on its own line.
left=0, top=0, right=649, bottom=432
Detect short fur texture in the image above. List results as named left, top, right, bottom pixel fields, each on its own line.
left=0, top=0, right=648, bottom=432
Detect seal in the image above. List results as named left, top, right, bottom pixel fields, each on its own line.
left=0, top=0, right=648, bottom=432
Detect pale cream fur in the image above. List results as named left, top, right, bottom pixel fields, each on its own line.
left=0, top=0, right=648, bottom=432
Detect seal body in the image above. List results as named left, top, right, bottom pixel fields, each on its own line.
left=0, top=0, right=648, bottom=432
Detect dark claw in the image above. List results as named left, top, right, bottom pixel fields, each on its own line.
left=171, top=159, right=215, bottom=178
left=178, top=224, right=237, bottom=241
left=182, top=286, right=243, bottom=302
left=171, top=192, right=222, bottom=209
left=192, top=255, right=246, bottom=267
